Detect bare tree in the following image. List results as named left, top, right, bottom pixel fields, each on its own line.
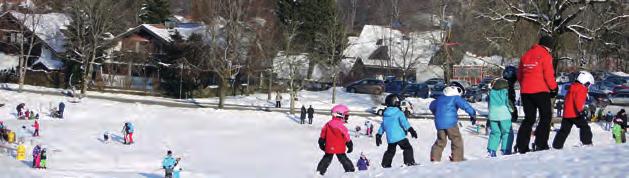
left=476, top=0, right=628, bottom=70
left=64, top=0, right=121, bottom=95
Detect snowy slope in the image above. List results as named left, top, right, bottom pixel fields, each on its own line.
left=0, top=89, right=624, bottom=178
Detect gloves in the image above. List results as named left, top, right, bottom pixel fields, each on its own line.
left=346, top=141, right=353, bottom=153
left=375, top=134, right=382, bottom=146
left=408, top=127, right=418, bottom=139
left=549, top=88, right=558, bottom=98
left=318, top=138, right=325, bottom=151
left=470, top=116, right=477, bottom=125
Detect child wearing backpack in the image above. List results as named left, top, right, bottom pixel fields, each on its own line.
left=486, top=78, right=515, bottom=157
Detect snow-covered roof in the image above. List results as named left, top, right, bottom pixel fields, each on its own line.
left=459, top=52, right=504, bottom=66
left=138, top=23, right=207, bottom=43
left=33, top=48, right=64, bottom=70
left=343, top=25, right=442, bottom=68
left=9, top=11, right=70, bottom=53
left=0, top=52, right=19, bottom=70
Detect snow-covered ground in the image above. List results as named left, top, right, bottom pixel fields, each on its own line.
left=0, top=88, right=626, bottom=178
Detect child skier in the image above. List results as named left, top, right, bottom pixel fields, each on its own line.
left=486, top=78, right=515, bottom=157
left=39, top=148, right=47, bottom=169
left=376, top=94, right=418, bottom=167
left=316, top=104, right=355, bottom=175
left=163, top=150, right=176, bottom=178
left=364, top=120, right=373, bottom=137
left=32, top=120, right=39, bottom=137
left=356, top=153, right=369, bottom=171
left=103, top=131, right=110, bottom=143
left=613, top=109, right=627, bottom=144
left=122, top=122, right=134, bottom=144
left=429, top=82, right=476, bottom=162
left=552, top=71, right=594, bottom=149
left=32, top=144, right=41, bottom=168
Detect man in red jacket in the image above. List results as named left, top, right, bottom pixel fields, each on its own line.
left=515, top=35, right=559, bottom=153
left=316, top=104, right=355, bottom=175
left=552, top=71, right=594, bottom=149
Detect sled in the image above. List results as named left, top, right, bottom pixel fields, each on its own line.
left=16, top=144, right=26, bottom=160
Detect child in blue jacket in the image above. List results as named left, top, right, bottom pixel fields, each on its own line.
left=376, top=94, right=418, bottom=167
left=486, top=78, right=515, bottom=157
left=429, top=83, right=476, bottom=162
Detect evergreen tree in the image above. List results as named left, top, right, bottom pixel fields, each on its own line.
left=139, top=0, right=171, bottom=24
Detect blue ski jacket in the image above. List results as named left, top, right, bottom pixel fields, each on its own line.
left=162, top=155, right=176, bottom=169
left=377, top=107, right=412, bottom=143
left=429, top=95, right=476, bottom=129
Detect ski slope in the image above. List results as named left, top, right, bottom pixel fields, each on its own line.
left=0, top=89, right=626, bottom=178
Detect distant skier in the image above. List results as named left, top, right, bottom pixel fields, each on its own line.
left=316, top=104, right=355, bottom=175
left=162, top=150, right=177, bottom=178
left=516, top=35, right=558, bottom=153
left=32, top=120, right=39, bottom=137
left=429, top=83, right=476, bottom=162
left=613, top=109, right=627, bottom=144
left=354, top=126, right=361, bottom=138
left=300, top=105, right=306, bottom=125
left=552, top=71, right=595, bottom=149
left=122, top=122, right=134, bottom=144
left=376, top=94, right=418, bottom=167
left=486, top=78, right=515, bottom=157
left=307, top=105, right=315, bottom=125
left=356, top=153, right=370, bottom=171
left=58, top=102, right=65, bottom=119
left=364, top=120, right=373, bottom=137
left=555, top=100, right=563, bottom=117
left=275, top=91, right=282, bottom=108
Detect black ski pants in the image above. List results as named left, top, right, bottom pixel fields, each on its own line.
left=316, top=153, right=354, bottom=175
left=516, top=92, right=553, bottom=153
left=552, top=117, right=593, bottom=149
left=382, top=138, right=415, bottom=167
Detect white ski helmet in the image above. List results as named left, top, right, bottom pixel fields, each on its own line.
left=576, top=71, right=595, bottom=86
left=443, top=86, right=463, bottom=96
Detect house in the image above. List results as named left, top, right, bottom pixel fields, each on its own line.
left=343, top=25, right=442, bottom=83
left=104, top=22, right=208, bottom=91
left=0, top=11, right=68, bottom=71
left=272, top=51, right=354, bottom=86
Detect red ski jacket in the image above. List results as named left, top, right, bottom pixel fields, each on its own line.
left=517, top=44, right=558, bottom=94
left=563, top=82, right=588, bottom=118
left=320, top=117, right=351, bottom=154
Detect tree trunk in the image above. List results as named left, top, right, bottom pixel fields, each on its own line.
left=332, top=74, right=337, bottom=104
left=218, top=77, right=227, bottom=109
left=267, top=70, right=272, bottom=100
left=18, top=56, right=26, bottom=92
left=289, top=78, right=295, bottom=114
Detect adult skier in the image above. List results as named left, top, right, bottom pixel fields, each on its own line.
left=552, top=71, right=594, bottom=149
left=515, top=35, right=558, bottom=153
left=316, top=104, right=355, bottom=175
left=376, top=94, right=418, bottom=167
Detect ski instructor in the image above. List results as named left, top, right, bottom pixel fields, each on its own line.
left=515, top=35, right=558, bottom=154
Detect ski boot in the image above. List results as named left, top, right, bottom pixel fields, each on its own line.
left=487, top=150, right=497, bottom=157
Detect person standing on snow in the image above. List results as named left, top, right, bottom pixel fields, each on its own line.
left=122, top=122, right=135, bottom=144
left=162, top=150, right=177, bottom=178
left=39, top=148, right=47, bottom=169
left=612, top=109, right=627, bottom=144
left=300, top=105, right=307, bottom=124
left=486, top=78, right=515, bottom=157
left=316, top=104, right=355, bottom=175
left=555, top=100, right=563, bottom=117
left=32, top=144, right=41, bottom=168
left=32, top=120, right=39, bottom=137
left=356, top=153, right=370, bottom=171
left=605, top=111, right=614, bottom=131
left=58, top=102, right=65, bottom=119
left=307, top=105, right=315, bottom=125
left=429, top=83, right=476, bottom=162
left=364, top=120, right=373, bottom=137
left=515, top=35, right=559, bottom=153
left=275, top=91, right=282, bottom=108
left=376, top=94, right=418, bottom=167
left=552, top=71, right=595, bottom=149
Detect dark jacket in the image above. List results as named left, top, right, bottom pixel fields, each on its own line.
left=300, top=107, right=306, bottom=119
left=59, top=102, right=66, bottom=112
left=307, top=107, right=314, bottom=118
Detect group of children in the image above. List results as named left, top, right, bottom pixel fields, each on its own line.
left=16, top=103, right=40, bottom=120
left=315, top=70, right=626, bottom=175
left=31, top=144, right=48, bottom=169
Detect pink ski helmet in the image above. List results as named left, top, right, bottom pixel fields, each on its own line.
left=331, top=104, right=350, bottom=120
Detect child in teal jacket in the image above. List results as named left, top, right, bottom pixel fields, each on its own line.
left=486, top=78, right=515, bottom=157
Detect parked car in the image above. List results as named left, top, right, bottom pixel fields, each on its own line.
left=604, top=75, right=629, bottom=86
left=430, top=83, right=447, bottom=98
left=345, top=79, right=385, bottom=95
left=385, top=80, right=410, bottom=93
left=424, top=78, right=445, bottom=88
left=400, top=83, right=430, bottom=98
left=478, top=77, right=495, bottom=92
left=610, top=85, right=629, bottom=95
left=608, top=92, right=629, bottom=105
left=373, top=100, right=414, bottom=117
left=463, top=87, right=483, bottom=103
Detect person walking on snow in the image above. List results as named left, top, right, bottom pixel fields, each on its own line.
left=552, top=71, right=595, bottom=149
left=275, top=91, right=282, bottom=108
left=316, top=104, right=355, bottom=175
left=555, top=100, right=563, bottom=117
left=163, top=150, right=177, bottom=178
left=612, top=109, right=627, bottom=144
left=58, top=102, right=65, bottom=119
left=376, top=94, right=419, bottom=167
left=32, top=120, right=39, bottom=137
left=364, top=120, right=373, bottom=137
left=300, top=105, right=307, bottom=124
left=486, top=78, right=515, bottom=157
left=123, top=122, right=135, bottom=144
left=356, top=153, right=370, bottom=171
left=429, top=83, right=477, bottom=162
left=307, top=105, right=315, bottom=125
left=515, top=35, right=559, bottom=154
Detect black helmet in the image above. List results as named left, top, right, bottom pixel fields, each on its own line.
left=502, top=66, right=517, bottom=81
left=449, top=81, right=466, bottom=95
left=385, top=94, right=403, bottom=107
